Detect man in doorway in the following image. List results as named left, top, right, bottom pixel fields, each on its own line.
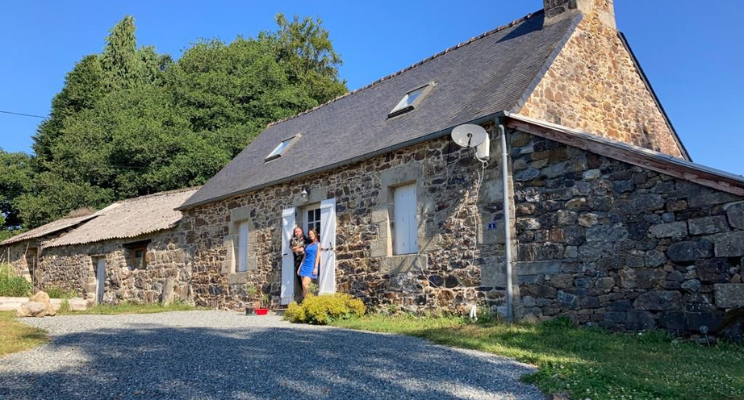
left=290, top=227, right=310, bottom=293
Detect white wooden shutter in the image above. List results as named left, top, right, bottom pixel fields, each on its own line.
left=281, top=208, right=296, bottom=304
left=394, top=184, right=418, bottom=255
left=237, top=221, right=249, bottom=272
left=318, top=198, right=336, bottom=295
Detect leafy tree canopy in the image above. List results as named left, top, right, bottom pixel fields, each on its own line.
left=3, top=13, right=346, bottom=234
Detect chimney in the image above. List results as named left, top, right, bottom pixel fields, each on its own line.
left=543, top=0, right=616, bottom=29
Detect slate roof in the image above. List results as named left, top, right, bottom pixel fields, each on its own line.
left=180, top=10, right=579, bottom=210
left=505, top=114, right=744, bottom=196
left=44, top=187, right=199, bottom=248
left=0, top=214, right=97, bottom=246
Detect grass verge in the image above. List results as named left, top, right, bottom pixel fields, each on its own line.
left=58, top=301, right=199, bottom=315
left=332, top=315, right=744, bottom=400
left=0, top=311, right=48, bottom=357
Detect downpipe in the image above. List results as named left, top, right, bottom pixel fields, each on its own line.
left=498, top=122, right=514, bottom=322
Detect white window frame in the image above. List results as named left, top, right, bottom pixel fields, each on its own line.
left=388, top=82, right=434, bottom=118
left=237, top=221, right=249, bottom=272
left=393, top=183, right=418, bottom=255
left=265, top=134, right=301, bottom=162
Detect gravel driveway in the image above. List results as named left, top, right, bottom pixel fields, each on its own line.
left=1, top=311, right=542, bottom=400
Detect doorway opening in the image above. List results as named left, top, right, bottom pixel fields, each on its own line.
left=95, top=258, right=105, bottom=304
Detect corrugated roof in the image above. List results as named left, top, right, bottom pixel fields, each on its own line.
left=180, top=10, right=580, bottom=209
left=44, top=187, right=199, bottom=248
left=0, top=214, right=97, bottom=246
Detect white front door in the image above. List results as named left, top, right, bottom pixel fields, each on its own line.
left=96, top=258, right=105, bottom=304
left=280, top=208, right=296, bottom=305
left=318, top=198, right=336, bottom=295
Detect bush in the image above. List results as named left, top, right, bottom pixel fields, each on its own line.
left=45, top=287, right=79, bottom=299
left=0, top=264, right=31, bottom=297
left=285, top=293, right=366, bottom=325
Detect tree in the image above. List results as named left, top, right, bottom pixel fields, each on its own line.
left=271, top=14, right=347, bottom=104
left=13, top=13, right=348, bottom=231
left=0, top=150, right=33, bottom=231
left=33, top=55, right=106, bottom=164
left=15, top=172, right=112, bottom=229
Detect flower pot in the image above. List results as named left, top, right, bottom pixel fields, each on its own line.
left=256, top=308, right=269, bottom=316
left=245, top=307, right=255, bottom=315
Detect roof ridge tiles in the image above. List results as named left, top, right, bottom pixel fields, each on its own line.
left=113, top=186, right=201, bottom=205
left=265, top=10, right=540, bottom=128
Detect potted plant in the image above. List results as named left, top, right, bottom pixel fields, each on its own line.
left=245, top=284, right=258, bottom=315
left=256, top=293, right=270, bottom=315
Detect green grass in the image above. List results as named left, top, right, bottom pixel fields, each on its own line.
left=0, top=264, right=31, bottom=297
left=333, top=315, right=744, bottom=400
left=44, top=287, right=78, bottom=299
left=57, top=301, right=200, bottom=315
left=0, top=311, right=48, bottom=357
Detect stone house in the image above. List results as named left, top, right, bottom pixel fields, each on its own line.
left=1, top=188, right=198, bottom=304
left=3, top=1, right=742, bottom=334
left=176, top=0, right=744, bottom=333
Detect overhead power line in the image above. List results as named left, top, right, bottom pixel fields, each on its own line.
left=0, top=110, right=47, bottom=119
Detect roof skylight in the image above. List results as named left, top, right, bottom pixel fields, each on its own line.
left=265, top=135, right=300, bottom=162
left=388, top=83, right=434, bottom=118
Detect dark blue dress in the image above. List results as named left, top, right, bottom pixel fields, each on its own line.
left=299, top=242, right=319, bottom=279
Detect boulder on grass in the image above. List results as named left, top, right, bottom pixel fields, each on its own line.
left=16, top=291, right=56, bottom=317
left=16, top=302, right=47, bottom=317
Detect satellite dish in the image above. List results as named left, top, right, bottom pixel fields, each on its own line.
left=451, top=124, right=488, bottom=148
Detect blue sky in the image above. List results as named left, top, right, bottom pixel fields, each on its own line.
left=1, top=1, right=742, bottom=174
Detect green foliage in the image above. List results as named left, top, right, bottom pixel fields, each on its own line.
left=0, top=264, right=31, bottom=297
left=0, top=149, right=33, bottom=231
left=333, top=315, right=744, bottom=400
left=44, top=287, right=78, bottom=299
left=0, top=311, right=48, bottom=357
left=285, top=293, right=366, bottom=325
left=15, top=172, right=112, bottom=229
left=58, top=298, right=71, bottom=314
left=3, top=13, right=348, bottom=233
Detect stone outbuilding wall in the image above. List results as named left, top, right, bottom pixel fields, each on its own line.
left=182, top=131, right=509, bottom=313
left=37, top=229, right=193, bottom=304
left=2, top=242, right=36, bottom=280
left=510, top=129, right=743, bottom=333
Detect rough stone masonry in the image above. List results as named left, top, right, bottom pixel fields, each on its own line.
left=511, top=129, right=743, bottom=333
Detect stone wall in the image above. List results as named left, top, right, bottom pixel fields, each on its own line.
left=182, top=133, right=509, bottom=313
left=37, top=228, right=193, bottom=304
left=520, top=6, right=685, bottom=158
left=510, top=129, right=743, bottom=333
left=1, top=242, right=34, bottom=280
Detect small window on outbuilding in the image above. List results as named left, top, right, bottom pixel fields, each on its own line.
left=124, top=240, right=150, bottom=270
left=388, top=83, right=434, bottom=118
left=130, top=246, right=147, bottom=269
left=265, top=135, right=301, bottom=162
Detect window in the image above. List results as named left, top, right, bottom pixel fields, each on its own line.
left=388, top=83, right=433, bottom=118
left=306, top=208, right=321, bottom=236
left=131, top=246, right=147, bottom=269
left=393, top=184, right=418, bottom=255
left=237, top=221, right=249, bottom=272
left=124, top=240, right=151, bottom=269
left=265, top=135, right=300, bottom=162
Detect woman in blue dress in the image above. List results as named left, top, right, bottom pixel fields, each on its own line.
left=297, top=228, right=320, bottom=299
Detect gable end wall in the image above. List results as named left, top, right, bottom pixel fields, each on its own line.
left=519, top=13, right=686, bottom=158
